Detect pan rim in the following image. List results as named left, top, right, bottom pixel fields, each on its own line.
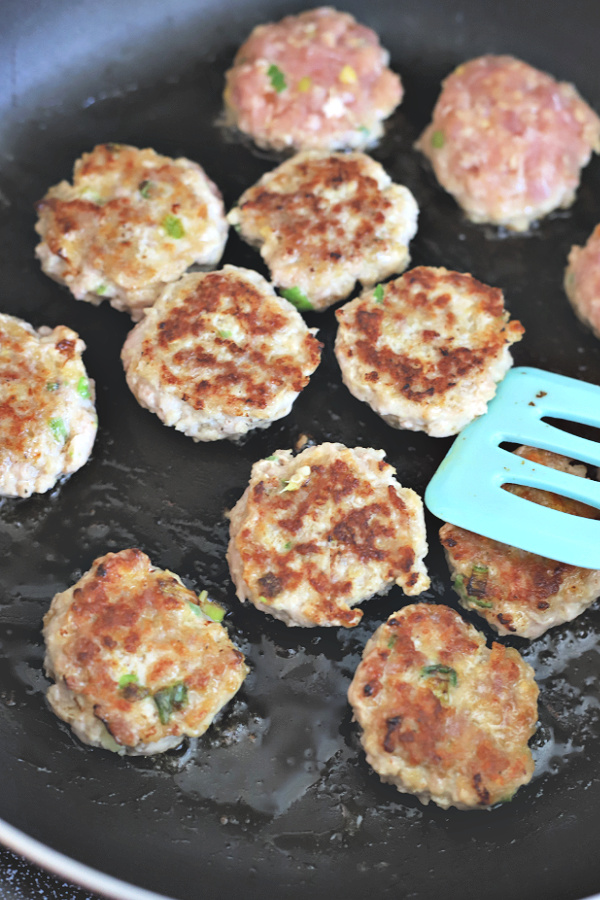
left=0, top=817, right=173, bottom=900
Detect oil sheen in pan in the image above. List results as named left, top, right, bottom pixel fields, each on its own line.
left=2, top=38, right=600, bottom=900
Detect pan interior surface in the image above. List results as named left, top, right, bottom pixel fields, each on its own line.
left=1, top=1, right=600, bottom=899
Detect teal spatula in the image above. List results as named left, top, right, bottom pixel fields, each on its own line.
left=424, top=367, right=600, bottom=569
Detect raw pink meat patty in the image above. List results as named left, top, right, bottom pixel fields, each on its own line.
left=416, top=55, right=600, bottom=231
left=565, top=224, right=600, bottom=338
left=223, top=7, right=402, bottom=152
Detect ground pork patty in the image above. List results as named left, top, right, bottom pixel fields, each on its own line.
left=334, top=266, right=524, bottom=437
left=416, top=55, right=600, bottom=231
left=35, top=143, right=228, bottom=320
left=121, top=266, right=322, bottom=441
left=226, top=442, right=430, bottom=627
left=564, top=224, right=600, bottom=339
left=43, top=548, right=248, bottom=755
left=440, top=445, right=600, bottom=639
left=0, top=313, right=97, bottom=498
left=348, top=603, right=538, bottom=810
left=223, top=6, right=403, bottom=152
left=228, top=151, right=418, bottom=311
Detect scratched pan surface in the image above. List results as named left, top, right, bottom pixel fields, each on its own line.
left=1, top=1, right=600, bottom=899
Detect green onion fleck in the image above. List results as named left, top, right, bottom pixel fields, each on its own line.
left=421, top=664, right=458, bottom=687
left=188, top=591, right=225, bottom=623
left=374, top=284, right=385, bottom=303
left=162, top=214, right=185, bottom=239
left=357, top=125, right=370, bottom=136
left=138, top=179, right=154, bottom=199
left=95, top=284, right=108, bottom=296
left=118, top=673, right=149, bottom=701
left=452, top=573, right=469, bottom=602
left=431, top=129, right=445, bottom=149
left=153, top=681, right=188, bottom=725
left=280, top=286, right=313, bottom=311
left=45, top=381, right=60, bottom=392
left=387, top=635, right=397, bottom=650
left=469, top=596, right=494, bottom=609
left=284, top=541, right=293, bottom=551
left=421, top=664, right=458, bottom=703
left=218, top=329, right=232, bottom=340
left=49, top=417, right=68, bottom=443
left=171, top=682, right=188, bottom=707
left=76, top=376, right=91, bottom=399
left=268, top=63, right=287, bottom=93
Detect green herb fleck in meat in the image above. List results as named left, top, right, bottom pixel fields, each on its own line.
left=162, top=214, right=185, bottom=239
left=374, top=283, right=385, bottom=303
left=138, top=179, right=154, bottom=199
left=268, top=63, right=287, bottom=93
left=280, top=286, right=313, bottom=311
left=431, top=129, right=445, bottom=149
left=76, top=376, right=91, bottom=399
left=49, top=417, right=68, bottom=443
left=188, top=590, right=225, bottom=623
left=421, top=664, right=458, bottom=703
left=153, top=681, right=188, bottom=725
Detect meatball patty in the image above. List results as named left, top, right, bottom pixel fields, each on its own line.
left=0, top=313, right=97, bottom=498
left=43, top=549, right=248, bottom=755
left=348, top=603, right=539, bottom=809
left=223, top=6, right=402, bottom=152
left=35, top=143, right=228, bottom=320
left=227, top=443, right=430, bottom=627
left=121, top=266, right=322, bottom=441
left=334, top=266, right=524, bottom=437
left=565, top=224, right=600, bottom=339
left=440, top=446, right=600, bottom=639
left=228, top=151, right=418, bottom=311
left=416, top=55, right=600, bottom=231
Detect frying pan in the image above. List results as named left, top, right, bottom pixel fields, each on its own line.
left=2, top=1, right=600, bottom=898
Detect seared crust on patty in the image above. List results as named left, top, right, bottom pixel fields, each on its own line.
left=334, top=266, right=524, bottom=437
left=121, top=266, right=322, bottom=441
left=227, top=443, right=430, bottom=627
left=440, top=446, right=600, bottom=639
left=228, top=151, right=418, bottom=311
left=0, top=313, right=97, bottom=498
left=43, top=549, right=248, bottom=755
left=35, top=143, right=228, bottom=320
left=564, top=224, right=600, bottom=339
left=348, top=603, right=538, bottom=809
left=223, top=6, right=403, bottom=152
left=416, top=55, right=600, bottom=231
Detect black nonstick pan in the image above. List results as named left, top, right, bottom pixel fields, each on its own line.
left=2, top=1, right=600, bottom=898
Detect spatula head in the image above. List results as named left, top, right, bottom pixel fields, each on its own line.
left=424, top=367, right=600, bottom=569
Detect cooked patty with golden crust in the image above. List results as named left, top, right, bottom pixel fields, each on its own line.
left=227, top=443, right=430, bottom=627
left=0, top=313, right=97, bottom=498
left=43, top=549, right=248, bottom=755
left=223, top=6, right=403, bottom=152
left=564, top=224, right=600, bottom=339
left=121, top=266, right=322, bottom=441
left=348, top=603, right=538, bottom=810
left=416, top=55, right=600, bottom=231
left=35, top=144, right=228, bottom=320
left=334, top=266, right=524, bottom=437
left=440, top=446, right=600, bottom=639
left=228, top=151, right=418, bottom=311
